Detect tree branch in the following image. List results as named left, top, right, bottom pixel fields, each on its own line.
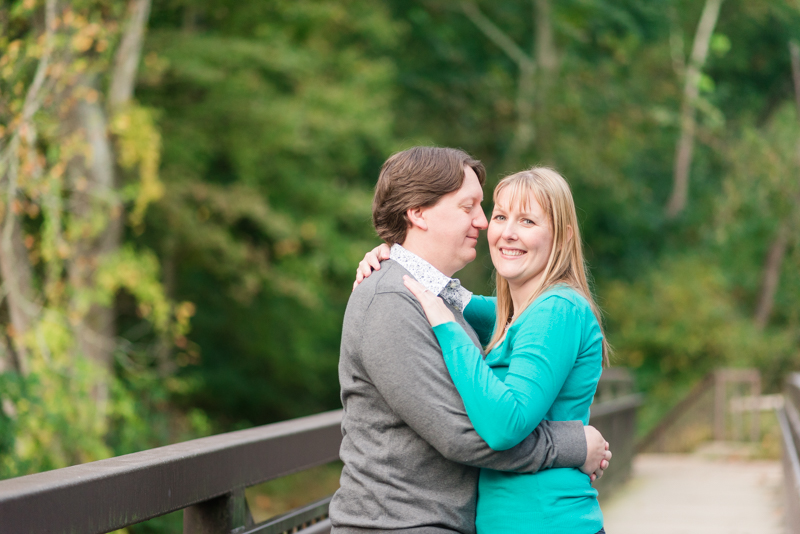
left=460, top=1, right=535, bottom=70
left=665, top=0, right=724, bottom=218
left=108, top=0, right=152, bottom=110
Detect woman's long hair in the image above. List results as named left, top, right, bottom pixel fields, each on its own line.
left=485, top=167, right=610, bottom=366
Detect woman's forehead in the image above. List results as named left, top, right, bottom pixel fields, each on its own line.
left=494, top=184, right=545, bottom=214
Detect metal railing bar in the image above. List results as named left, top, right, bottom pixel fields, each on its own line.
left=777, top=406, right=800, bottom=497
left=788, top=374, right=800, bottom=390
left=0, top=410, right=343, bottom=534
left=785, top=394, right=800, bottom=464
left=241, top=495, right=332, bottom=534
left=296, top=518, right=332, bottom=534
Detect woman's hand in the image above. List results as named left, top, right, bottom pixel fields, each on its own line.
left=352, top=243, right=392, bottom=291
left=403, top=275, right=455, bottom=327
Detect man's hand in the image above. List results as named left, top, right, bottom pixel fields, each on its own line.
left=353, top=243, right=392, bottom=291
left=580, top=426, right=611, bottom=482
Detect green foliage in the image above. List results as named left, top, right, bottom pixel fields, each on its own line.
left=603, top=256, right=797, bottom=433
left=135, top=0, right=404, bottom=424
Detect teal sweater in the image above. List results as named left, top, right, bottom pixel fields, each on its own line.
left=432, top=286, right=604, bottom=534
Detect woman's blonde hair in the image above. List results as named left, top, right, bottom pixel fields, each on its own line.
left=485, top=167, right=610, bottom=365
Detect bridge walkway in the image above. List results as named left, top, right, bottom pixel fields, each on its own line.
left=602, top=445, right=783, bottom=534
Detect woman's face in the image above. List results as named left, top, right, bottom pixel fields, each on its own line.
left=488, top=187, right=554, bottom=292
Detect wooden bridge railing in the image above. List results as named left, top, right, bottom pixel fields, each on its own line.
left=590, top=368, right=643, bottom=495
left=779, top=373, right=800, bottom=534
left=0, top=410, right=342, bottom=534
left=0, top=369, right=641, bottom=534
left=637, top=368, right=762, bottom=454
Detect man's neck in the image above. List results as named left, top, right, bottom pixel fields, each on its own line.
left=400, top=237, right=455, bottom=277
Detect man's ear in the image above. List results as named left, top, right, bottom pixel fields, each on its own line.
left=406, top=207, right=428, bottom=231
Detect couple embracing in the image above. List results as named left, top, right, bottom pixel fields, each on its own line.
left=330, top=147, right=611, bottom=534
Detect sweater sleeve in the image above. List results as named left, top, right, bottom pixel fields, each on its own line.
left=463, top=295, right=497, bottom=346
left=360, top=290, right=586, bottom=471
left=432, top=294, right=583, bottom=451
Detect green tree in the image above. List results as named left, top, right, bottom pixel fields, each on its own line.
left=0, top=0, right=194, bottom=476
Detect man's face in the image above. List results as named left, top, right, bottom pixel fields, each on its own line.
left=418, top=166, right=488, bottom=277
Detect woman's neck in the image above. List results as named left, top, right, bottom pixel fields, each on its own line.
left=508, top=273, right=546, bottom=315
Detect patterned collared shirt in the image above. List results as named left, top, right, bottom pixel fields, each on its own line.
left=390, top=244, right=472, bottom=312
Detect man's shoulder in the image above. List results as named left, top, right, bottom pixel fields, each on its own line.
left=341, top=260, right=432, bottom=358
left=345, top=260, right=422, bottom=322
left=351, top=259, right=410, bottom=300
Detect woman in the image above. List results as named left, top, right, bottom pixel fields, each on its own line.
left=358, top=167, right=609, bottom=534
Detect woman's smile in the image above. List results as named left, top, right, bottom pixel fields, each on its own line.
left=499, top=248, right=526, bottom=257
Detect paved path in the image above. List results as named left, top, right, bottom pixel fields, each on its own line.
left=602, top=449, right=783, bottom=534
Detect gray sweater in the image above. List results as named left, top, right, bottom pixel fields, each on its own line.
left=330, top=260, right=586, bottom=534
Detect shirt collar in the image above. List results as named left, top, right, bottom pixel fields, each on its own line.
left=390, top=244, right=472, bottom=311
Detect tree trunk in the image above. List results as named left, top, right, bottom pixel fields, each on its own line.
left=0, top=0, right=56, bottom=374
left=532, top=0, right=557, bottom=161
left=0, top=190, right=36, bottom=374
left=754, top=224, right=788, bottom=330
left=757, top=42, right=800, bottom=327
left=62, top=0, right=151, bottom=409
left=665, top=0, right=724, bottom=218
left=756, top=41, right=800, bottom=328
left=66, top=92, right=122, bottom=379
left=503, top=61, right=536, bottom=170
left=534, top=0, right=556, bottom=73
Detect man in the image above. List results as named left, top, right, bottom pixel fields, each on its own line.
left=330, top=147, right=610, bottom=534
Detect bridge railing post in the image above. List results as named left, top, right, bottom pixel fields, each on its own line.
left=183, top=488, right=250, bottom=534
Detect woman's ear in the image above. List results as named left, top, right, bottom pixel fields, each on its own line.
left=406, top=207, right=428, bottom=231
left=565, top=224, right=574, bottom=243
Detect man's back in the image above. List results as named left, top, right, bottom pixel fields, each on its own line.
left=330, top=260, right=584, bottom=533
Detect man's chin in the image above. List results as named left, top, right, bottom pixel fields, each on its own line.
left=454, top=250, right=477, bottom=271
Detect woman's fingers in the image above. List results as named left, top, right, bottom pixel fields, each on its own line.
left=365, top=252, right=381, bottom=271
left=352, top=244, right=392, bottom=292
left=403, top=276, right=429, bottom=300
left=377, top=243, right=391, bottom=260
left=402, top=276, right=455, bottom=327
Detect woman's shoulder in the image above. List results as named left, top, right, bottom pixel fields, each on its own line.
left=536, top=284, right=591, bottom=311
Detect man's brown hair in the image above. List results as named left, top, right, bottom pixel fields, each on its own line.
left=372, top=147, right=486, bottom=244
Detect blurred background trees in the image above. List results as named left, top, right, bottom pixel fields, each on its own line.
left=1, top=0, right=799, bottom=488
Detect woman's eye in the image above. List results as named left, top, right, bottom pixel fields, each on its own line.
left=492, top=214, right=505, bottom=221
left=522, top=218, right=534, bottom=225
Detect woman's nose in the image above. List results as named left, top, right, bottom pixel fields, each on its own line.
left=502, top=223, right=517, bottom=240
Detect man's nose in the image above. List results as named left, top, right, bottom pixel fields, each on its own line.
left=474, top=208, right=488, bottom=230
